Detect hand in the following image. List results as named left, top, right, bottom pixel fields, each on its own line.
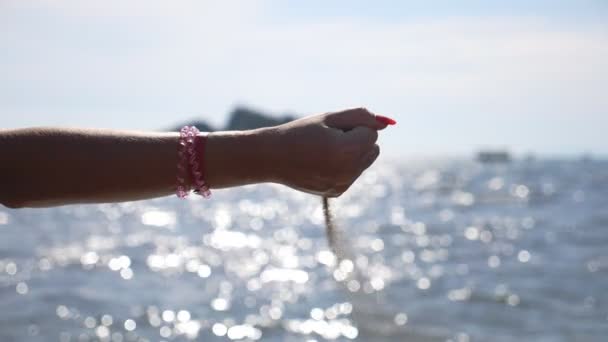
left=269, top=107, right=392, bottom=197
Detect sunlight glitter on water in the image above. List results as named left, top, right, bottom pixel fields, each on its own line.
left=0, top=211, right=9, bottom=225
left=2, top=159, right=608, bottom=341
left=141, top=209, right=176, bottom=228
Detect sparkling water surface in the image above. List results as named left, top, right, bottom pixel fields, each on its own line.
left=1, top=159, right=607, bottom=342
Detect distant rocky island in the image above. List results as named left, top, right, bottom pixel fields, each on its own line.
left=170, top=106, right=297, bottom=132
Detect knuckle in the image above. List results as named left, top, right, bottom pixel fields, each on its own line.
left=343, top=107, right=368, bottom=117
left=369, top=129, right=378, bottom=144
left=372, top=143, right=380, bottom=155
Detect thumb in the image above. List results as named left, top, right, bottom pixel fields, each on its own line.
left=324, top=107, right=390, bottom=131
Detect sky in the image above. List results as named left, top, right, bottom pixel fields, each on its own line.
left=1, top=0, right=607, bottom=157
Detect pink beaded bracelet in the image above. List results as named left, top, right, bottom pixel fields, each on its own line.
left=188, top=128, right=211, bottom=198
left=176, top=126, right=191, bottom=198
left=176, top=126, right=211, bottom=199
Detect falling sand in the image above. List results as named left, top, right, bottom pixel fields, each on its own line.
left=322, top=196, right=343, bottom=261
left=322, top=196, right=407, bottom=339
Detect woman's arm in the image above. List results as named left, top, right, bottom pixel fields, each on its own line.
left=0, top=108, right=391, bottom=208
left=0, top=127, right=275, bottom=207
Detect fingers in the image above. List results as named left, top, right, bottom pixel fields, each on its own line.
left=288, top=107, right=390, bottom=198
left=324, top=107, right=390, bottom=131
left=327, top=130, right=379, bottom=197
left=359, top=143, right=380, bottom=173
left=340, top=126, right=378, bottom=148
left=325, top=144, right=381, bottom=198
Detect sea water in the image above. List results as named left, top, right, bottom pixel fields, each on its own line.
left=0, top=158, right=607, bottom=341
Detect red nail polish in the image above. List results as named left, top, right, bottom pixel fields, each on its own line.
left=375, top=115, right=397, bottom=125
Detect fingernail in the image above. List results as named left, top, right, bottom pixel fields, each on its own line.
left=375, top=115, right=397, bottom=125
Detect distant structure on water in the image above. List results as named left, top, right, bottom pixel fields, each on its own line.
left=476, top=150, right=511, bottom=163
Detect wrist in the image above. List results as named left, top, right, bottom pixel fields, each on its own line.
left=249, top=127, right=282, bottom=183
left=204, top=127, right=280, bottom=188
